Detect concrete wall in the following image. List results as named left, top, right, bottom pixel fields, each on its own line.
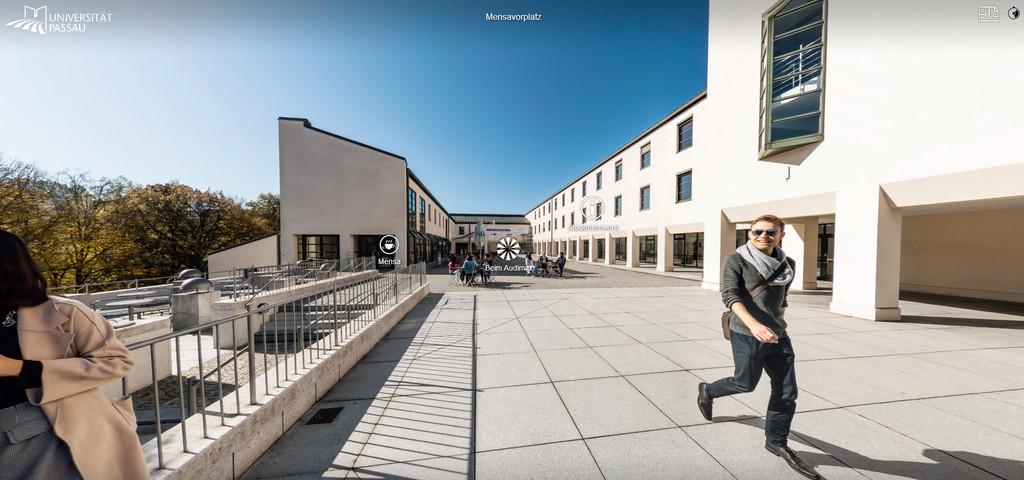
left=279, top=118, right=408, bottom=264
left=208, top=235, right=278, bottom=276
left=901, top=208, right=1024, bottom=303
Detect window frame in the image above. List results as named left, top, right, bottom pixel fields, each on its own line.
left=675, top=169, right=693, bottom=204
left=614, top=159, right=623, bottom=181
left=639, top=184, right=651, bottom=211
left=614, top=195, right=622, bottom=217
left=759, top=0, right=828, bottom=159
left=640, top=143, right=652, bottom=170
left=676, top=117, right=694, bottom=152
left=596, top=171, right=603, bottom=190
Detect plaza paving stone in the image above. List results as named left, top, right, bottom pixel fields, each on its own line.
left=244, top=267, right=1024, bottom=479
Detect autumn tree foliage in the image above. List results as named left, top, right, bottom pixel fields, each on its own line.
left=0, top=155, right=279, bottom=288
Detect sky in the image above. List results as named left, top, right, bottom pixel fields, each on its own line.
left=0, top=0, right=708, bottom=214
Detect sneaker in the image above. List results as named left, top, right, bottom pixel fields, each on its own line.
left=764, top=442, right=823, bottom=480
left=697, top=382, right=713, bottom=421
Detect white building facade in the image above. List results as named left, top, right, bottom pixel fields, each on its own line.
left=529, top=0, right=1024, bottom=320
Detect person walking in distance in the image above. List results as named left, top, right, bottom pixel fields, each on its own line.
left=696, top=215, right=822, bottom=480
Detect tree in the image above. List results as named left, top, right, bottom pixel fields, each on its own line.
left=0, top=156, right=52, bottom=247
left=110, top=183, right=239, bottom=276
left=42, top=173, right=134, bottom=286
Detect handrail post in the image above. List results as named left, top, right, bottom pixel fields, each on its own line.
left=246, top=303, right=257, bottom=405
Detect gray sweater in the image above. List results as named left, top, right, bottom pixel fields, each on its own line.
left=720, top=252, right=795, bottom=339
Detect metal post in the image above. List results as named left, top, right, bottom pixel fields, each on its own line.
left=246, top=304, right=257, bottom=405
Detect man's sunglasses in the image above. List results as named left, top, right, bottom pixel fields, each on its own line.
left=751, top=229, right=779, bottom=238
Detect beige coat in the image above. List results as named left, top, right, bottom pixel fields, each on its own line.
left=17, top=296, right=149, bottom=480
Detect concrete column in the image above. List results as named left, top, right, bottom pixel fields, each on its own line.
left=783, top=217, right=819, bottom=291
left=656, top=227, right=673, bottom=272
left=588, top=237, right=597, bottom=262
left=702, top=211, right=736, bottom=291
left=575, top=238, right=582, bottom=260
left=625, top=230, right=639, bottom=268
left=603, top=232, right=613, bottom=265
left=830, top=185, right=902, bottom=321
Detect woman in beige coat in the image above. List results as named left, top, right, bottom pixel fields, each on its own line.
left=0, top=229, right=148, bottom=480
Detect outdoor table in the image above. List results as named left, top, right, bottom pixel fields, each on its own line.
left=105, top=297, right=165, bottom=321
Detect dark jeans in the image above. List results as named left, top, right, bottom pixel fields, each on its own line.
left=707, top=331, right=798, bottom=446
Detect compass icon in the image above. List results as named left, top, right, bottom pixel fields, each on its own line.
left=496, top=236, right=521, bottom=261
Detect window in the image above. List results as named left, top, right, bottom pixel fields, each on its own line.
left=297, top=235, right=340, bottom=260
left=639, top=235, right=657, bottom=264
left=596, top=172, right=603, bottom=190
left=614, top=195, right=622, bottom=216
left=640, top=143, right=651, bottom=169
left=676, top=171, right=693, bottom=203
left=582, top=181, right=587, bottom=196
left=459, top=226, right=465, bottom=235
left=615, top=160, right=622, bottom=181
left=419, top=198, right=426, bottom=232
left=677, top=118, right=693, bottom=151
left=760, top=0, right=826, bottom=158
left=561, top=215, right=565, bottom=228
left=407, top=189, right=417, bottom=233
left=570, top=212, right=575, bottom=226
left=595, top=202, right=604, bottom=220
left=571, top=188, right=575, bottom=202
left=562, top=193, right=566, bottom=206
left=640, top=185, right=651, bottom=211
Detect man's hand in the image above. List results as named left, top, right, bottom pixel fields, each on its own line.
left=749, top=323, right=779, bottom=344
left=0, top=354, right=24, bottom=377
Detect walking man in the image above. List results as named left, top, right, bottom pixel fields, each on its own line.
left=696, top=214, right=821, bottom=479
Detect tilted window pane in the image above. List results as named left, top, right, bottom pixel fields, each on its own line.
left=679, top=121, right=693, bottom=150
left=770, top=90, right=821, bottom=120
left=778, top=0, right=818, bottom=17
left=774, top=2, right=822, bottom=34
left=772, top=46, right=821, bottom=80
left=772, top=69, right=821, bottom=100
left=771, top=113, right=821, bottom=141
left=772, top=23, right=822, bottom=57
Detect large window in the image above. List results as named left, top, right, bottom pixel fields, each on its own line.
left=676, top=171, right=692, bottom=203
left=760, top=0, right=826, bottom=157
left=614, top=237, right=626, bottom=262
left=639, top=235, right=657, bottom=265
left=640, top=143, right=651, bottom=169
left=614, top=195, right=622, bottom=216
left=297, top=235, right=340, bottom=260
left=640, top=185, right=651, bottom=211
left=407, top=189, right=417, bottom=233
left=419, top=198, right=426, bottom=232
left=672, top=233, right=704, bottom=268
left=614, top=159, right=623, bottom=181
left=596, top=239, right=605, bottom=260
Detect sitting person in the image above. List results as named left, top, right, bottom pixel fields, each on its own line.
left=556, top=252, right=567, bottom=276
left=538, top=255, right=549, bottom=276
left=461, top=255, right=476, bottom=284
left=448, top=256, right=459, bottom=275
left=482, top=254, right=494, bottom=283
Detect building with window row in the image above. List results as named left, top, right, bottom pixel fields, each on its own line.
left=527, top=0, right=1024, bottom=320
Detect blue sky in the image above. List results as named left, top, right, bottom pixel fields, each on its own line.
left=0, top=0, right=708, bottom=213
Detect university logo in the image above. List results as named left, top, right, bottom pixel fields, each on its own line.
left=6, top=5, right=47, bottom=35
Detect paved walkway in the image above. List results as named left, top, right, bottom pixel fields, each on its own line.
left=245, top=285, right=1024, bottom=479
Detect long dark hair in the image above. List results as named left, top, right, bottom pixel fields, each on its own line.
left=0, top=230, right=49, bottom=308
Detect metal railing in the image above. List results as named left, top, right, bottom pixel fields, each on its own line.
left=224, top=257, right=376, bottom=300
left=47, top=275, right=177, bottom=296
left=123, top=262, right=427, bottom=469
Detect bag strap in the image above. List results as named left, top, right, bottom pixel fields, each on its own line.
left=749, top=258, right=792, bottom=299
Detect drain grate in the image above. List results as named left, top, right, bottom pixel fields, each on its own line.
left=306, top=407, right=344, bottom=425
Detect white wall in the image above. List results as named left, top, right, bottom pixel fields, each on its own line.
left=279, top=119, right=408, bottom=264
left=901, top=208, right=1024, bottom=303
left=208, top=235, right=278, bottom=275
